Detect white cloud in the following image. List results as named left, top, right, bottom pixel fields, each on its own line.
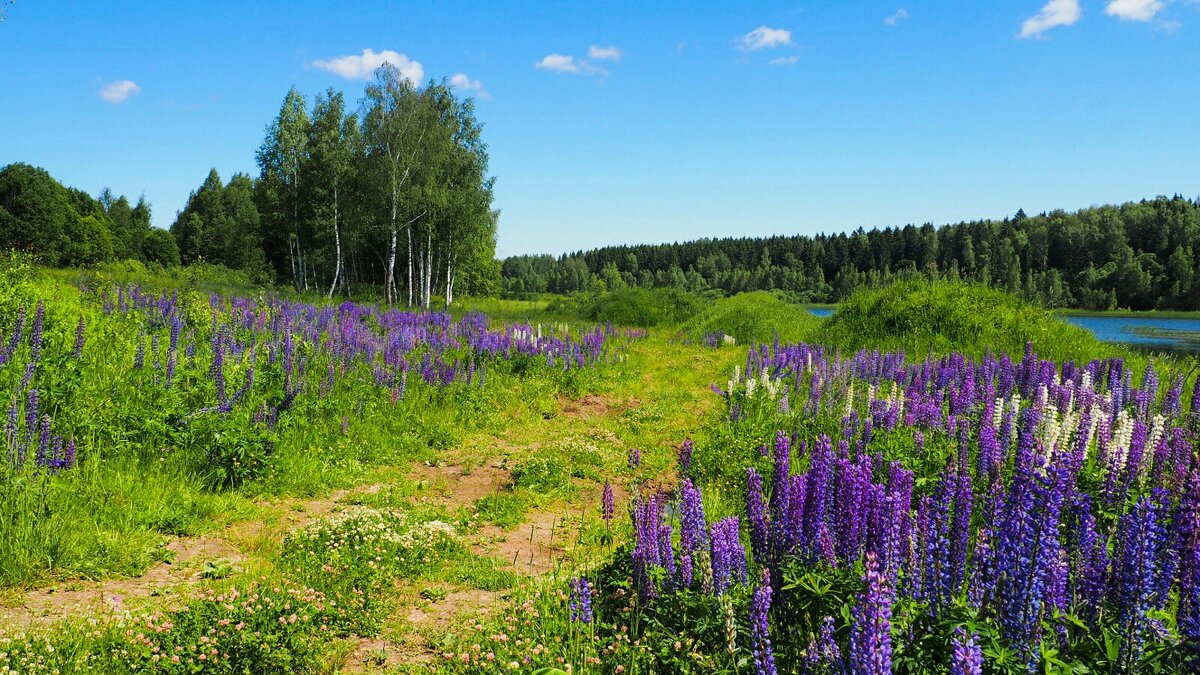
left=450, top=72, right=490, bottom=99
left=1105, top=0, right=1165, bottom=21
left=736, top=26, right=792, bottom=51
left=588, top=45, right=623, bottom=61
left=1020, top=0, right=1082, bottom=38
left=885, top=8, right=910, bottom=26
left=311, top=48, right=424, bottom=82
left=99, top=79, right=140, bottom=104
left=769, top=55, right=800, bottom=65
left=534, top=53, right=605, bottom=76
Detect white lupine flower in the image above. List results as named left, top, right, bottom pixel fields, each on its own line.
left=1109, top=410, right=1134, bottom=477
left=993, top=398, right=1005, bottom=430
left=845, top=383, right=856, bottom=418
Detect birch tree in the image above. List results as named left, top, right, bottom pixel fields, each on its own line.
left=256, top=88, right=311, bottom=290
left=360, top=64, right=432, bottom=305
left=305, top=88, right=358, bottom=298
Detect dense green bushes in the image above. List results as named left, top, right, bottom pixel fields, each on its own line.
left=681, top=290, right=822, bottom=344
left=817, top=279, right=1110, bottom=362
left=548, top=287, right=708, bottom=327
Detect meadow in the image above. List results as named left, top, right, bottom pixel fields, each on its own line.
left=1, top=255, right=1198, bottom=674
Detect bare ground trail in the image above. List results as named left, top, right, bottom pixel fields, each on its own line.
left=0, top=334, right=741, bottom=673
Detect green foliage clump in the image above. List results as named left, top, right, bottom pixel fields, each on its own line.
left=682, top=290, right=823, bottom=345
left=572, top=287, right=706, bottom=327
left=817, top=279, right=1110, bottom=362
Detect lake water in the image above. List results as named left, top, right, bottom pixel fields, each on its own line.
left=1059, top=315, right=1200, bottom=352
left=805, top=306, right=1200, bottom=352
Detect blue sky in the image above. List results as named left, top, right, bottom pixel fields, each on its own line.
left=1, top=1, right=1198, bottom=257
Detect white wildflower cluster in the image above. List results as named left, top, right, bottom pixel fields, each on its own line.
left=728, top=365, right=785, bottom=400
left=1108, top=410, right=1135, bottom=478
left=282, top=507, right=457, bottom=566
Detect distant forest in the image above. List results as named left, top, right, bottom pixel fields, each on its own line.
left=0, top=64, right=498, bottom=307
left=502, top=196, right=1200, bottom=311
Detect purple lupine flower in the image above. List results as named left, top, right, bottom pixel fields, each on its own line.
left=678, top=438, right=694, bottom=477
left=850, top=551, right=893, bottom=675
left=950, top=627, right=983, bottom=675
left=711, top=516, right=747, bottom=594
left=1, top=307, right=25, bottom=367
left=63, top=437, right=76, bottom=470
left=747, top=467, right=770, bottom=566
left=967, top=528, right=995, bottom=610
left=1114, top=495, right=1167, bottom=670
left=21, top=388, right=38, bottom=466
left=29, top=300, right=44, bottom=362
left=133, top=333, right=146, bottom=370
left=812, top=615, right=843, bottom=672
left=19, top=362, right=35, bottom=392
left=601, top=480, right=615, bottom=526
left=750, top=570, right=777, bottom=675
left=949, top=466, right=973, bottom=597
left=35, top=415, right=51, bottom=468
left=631, top=493, right=663, bottom=599
left=627, top=447, right=641, bottom=469
left=1163, top=375, right=1184, bottom=419
left=680, top=478, right=708, bottom=554
left=72, top=315, right=86, bottom=359
left=568, top=577, right=593, bottom=624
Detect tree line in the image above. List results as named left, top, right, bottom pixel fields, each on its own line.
left=172, top=64, right=499, bottom=306
left=0, top=163, right=179, bottom=268
left=1, top=63, right=498, bottom=307
left=501, top=197, right=1200, bottom=311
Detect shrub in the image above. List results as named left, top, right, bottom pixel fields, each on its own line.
left=682, top=290, right=822, bottom=345
left=817, top=279, right=1111, bottom=362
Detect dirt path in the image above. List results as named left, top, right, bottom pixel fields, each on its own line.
left=1, top=335, right=740, bottom=672
left=3, top=485, right=379, bottom=629
left=338, top=337, right=740, bottom=670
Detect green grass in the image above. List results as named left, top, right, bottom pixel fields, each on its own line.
left=681, top=290, right=824, bottom=345
left=817, top=278, right=1122, bottom=363
left=9, top=259, right=1198, bottom=674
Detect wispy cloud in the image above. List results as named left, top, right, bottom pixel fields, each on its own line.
left=736, top=26, right=792, bottom=51
left=99, top=79, right=140, bottom=104
left=588, top=45, right=623, bottom=61
left=311, top=48, right=424, bottom=82
left=769, top=55, right=800, bottom=65
left=1105, top=0, right=1165, bottom=21
left=1020, top=0, right=1082, bottom=38
left=884, top=8, right=910, bottom=26
left=535, top=52, right=607, bottom=76
left=450, top=72, right=490, bottom=100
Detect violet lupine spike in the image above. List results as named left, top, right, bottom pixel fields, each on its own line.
left=679, top=478, right=708, bottom=554
left=749, top=570, right=777, bottom=675
left=72, top=315, right=86, bottom=359
left=1, top=308, right=26, bottom=367
left=747, top=467, right=770, bottom=567
left=1114, top=495, right=1167, bottom=670
left=601, top=480, right=615, bottom=526
left=710, top=516, right=746, bottom=594
left=133, top=333, right=145, bottom=370
left=850, top=551, right=893, bottom=675
left=568, top=577, right=593, bottom=624
left=678, top=438, right=694, bottom=477
left=29, top=300, right=44, bottom=363
left=950, top=627, right=984, bottom=675
left=627, top=447, right=641, bottom=469
left=35, top=414, right=51, bottom=468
